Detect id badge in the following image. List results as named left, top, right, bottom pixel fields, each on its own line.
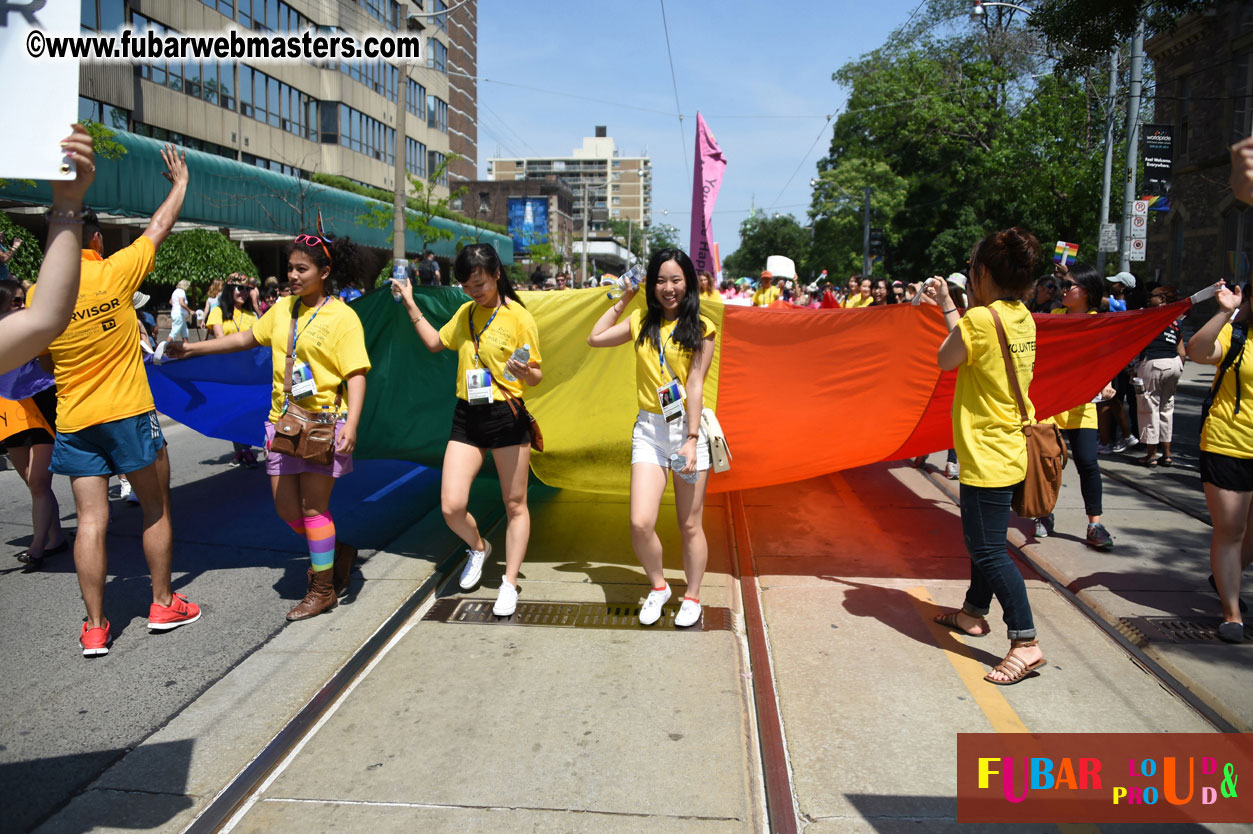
left=291, top=361, right=316, bottom=400
left=657, top=379, right=685, bottom=422
left=466, top=368, right=493, bottom=405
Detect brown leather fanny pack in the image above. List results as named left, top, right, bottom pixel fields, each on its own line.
left=269, top=298, right=341, bottom=466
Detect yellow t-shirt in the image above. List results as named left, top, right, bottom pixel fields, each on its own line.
left=438, top=299, right=542, bottom=402
left=32, top=240, right=155, bottom=432
left=628, top=309, right=718, bottom=414
left=1047, top=307, right=1098, bottom=430
left=1200, top=322, right=1253, bottom=459
left=844, top=293, right=873, bottom=309
left=953, top=300, right=1039, bottom=488
left=206, top=305, right=259, bottom=335
left=752, top=285, right=781, bottom=307
left=251, top=296, right=371, bottom=422
left=700, top=290, right=723, bottom=306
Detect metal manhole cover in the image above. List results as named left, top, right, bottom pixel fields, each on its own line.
left=1118, top=617, right=1245, bottom=644
left=424, top=597, right=733, bottom=632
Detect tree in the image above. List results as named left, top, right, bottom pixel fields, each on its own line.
left=359, top=153, right=470, bottom=253
left=1029, top=0, right=1212, bottom=70
left=721, top=214, right=810, bottom=279
left=607, top=219, right=681, bottom=262
left=152, top=229, right=258, bottom=291
left=810, top=158, right=907, bottom=277
left=0, top=211, right=43, bottom=283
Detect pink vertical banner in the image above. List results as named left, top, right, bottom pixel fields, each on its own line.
left=690, top=112, right=727, bottom=274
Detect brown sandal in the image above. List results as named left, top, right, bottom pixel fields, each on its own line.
left=984, top=640, right=1045, bottom=685
left=934, top=610, right=989, bottom=638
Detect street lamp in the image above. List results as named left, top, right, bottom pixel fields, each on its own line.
left=970, top=1, right=1032, bottom=20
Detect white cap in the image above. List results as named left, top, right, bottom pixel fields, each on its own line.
left=947, top=272, right=968, bottom=290
left=132, top=290, right=150, bottom=309
left=1109, top=271, right=1137, bottom=288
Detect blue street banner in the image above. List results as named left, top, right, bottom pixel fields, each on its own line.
left=506, top=197, right=549, bottom=254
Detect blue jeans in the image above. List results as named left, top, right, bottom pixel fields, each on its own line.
left=1063, top=428, right=1102, bottom=517
left=959, top=483, right=1037, bottom=640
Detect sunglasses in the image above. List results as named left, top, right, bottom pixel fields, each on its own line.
left=1058, top=280, right=1076, bottom=291
left=294, top=234, right=332, bottom=263
left=12, top=295, right=25, bottom=305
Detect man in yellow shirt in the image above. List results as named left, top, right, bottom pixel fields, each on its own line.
left=34, top=145, right=198, bottom=657
left=752, top=271, right=781, bottom=307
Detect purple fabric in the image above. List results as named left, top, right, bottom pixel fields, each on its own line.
left=263, top=420, right=354, bottom=478
left=0, top=360, right=56, bottom=401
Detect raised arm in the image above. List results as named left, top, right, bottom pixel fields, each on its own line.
left=395, top=275, right=445, bottom=353
left=141, top=145, right=189, bottom=249
left=166, top=329, right=259, bottom=359
left=1187, top=282, right=1242, bottom=365
left=588, top=284, right=636, bottom=347
left=0, top=125, right=94, bottom=375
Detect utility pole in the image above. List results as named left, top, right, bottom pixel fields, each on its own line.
left=393, top=60, right=408, bottom=268
left=580, top=181, right=588, bottom=285
left=1096, top=47, right=1119, bottom=274
left=862, top=186, right=872, bottom=277
left=626, top=217, right=633, bottom=264
left=1119, top=17, right=1146, bottom=273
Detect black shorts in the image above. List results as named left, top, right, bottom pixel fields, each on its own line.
left=1, top=387, right=57, bottom=450
left=1200, top=450, right=1253, bottom=493
left=449, top=398, right=530, bottom=449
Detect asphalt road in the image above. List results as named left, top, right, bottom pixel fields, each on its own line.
left=0, top=417, right=440, bottom=834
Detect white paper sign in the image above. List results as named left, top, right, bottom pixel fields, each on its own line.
left=1130, top=215, right=1148, bottom=239
left=1132, top=200, right=1149, bottom=216
left=1098, top=223, right=1118, bottom=252
left=0, top=2, right=81, bottom=180
left=1129, top=238, right=1147, bottom=262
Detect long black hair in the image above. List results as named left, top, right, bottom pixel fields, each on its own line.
left=1068, top=262, right=1105, bottom=311
left=454, top=243, right=524, bottom=307
left=868, top=276, right=897, bottom=305
left=636, top=248, right=703, bottom=354
left=218, top=280, right=257, bottom=317
left=286, top=234, right=366, bottom=295
left=0, top=278, right=20, bottom=313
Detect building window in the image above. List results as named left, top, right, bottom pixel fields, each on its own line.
left=335, top=103, right=395, bottom=164
left=427, top=96, right=447, bottom=133
left=82, top=0, right=124, bottom=31
left=429, top=151, right=448, bottom=185
left=406, top=138, right=428, bottom=178
left=429, top=39, right=447, bottom=73
left=78, top=96, right=129, bottom=130
left=1236, top=51, right=1253, bottom=146
left=407, top=79, right=426, bottom=118
left=1223, top=205, right=1252, bottom=283
left=433, top=0, right=447, bottom=32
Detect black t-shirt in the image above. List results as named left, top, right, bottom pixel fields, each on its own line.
left=1142, top=319, right=1181, bottom=361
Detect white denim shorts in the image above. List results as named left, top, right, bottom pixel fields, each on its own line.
left=631, top=408, right=711, bottom=470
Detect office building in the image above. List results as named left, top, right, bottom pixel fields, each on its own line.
left=487, top=127, right=652, bottom=235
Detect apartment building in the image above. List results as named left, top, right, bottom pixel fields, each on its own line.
left=75, top=0, right=473, bottom=200
left=487, top=126, right=652, bottom=235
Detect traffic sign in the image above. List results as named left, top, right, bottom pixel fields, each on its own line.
left=1129, top=238, right=1147, bottom=262
left=1131, top=215, right=1147, bottom=239
left=1098, top=223, right=1118, bottom=252
left=1132, top=200, right=1149, bottom=216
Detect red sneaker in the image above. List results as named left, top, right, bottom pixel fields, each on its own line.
left=148, top=593, right=202, bottom=631
left=80, top=620, right=111, bottom=657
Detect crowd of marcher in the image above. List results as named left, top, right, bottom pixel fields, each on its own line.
left=1, top=128, right=1250, bottom=674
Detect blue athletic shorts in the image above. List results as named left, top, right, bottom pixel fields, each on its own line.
left=51, top=411, right=167, bottom=477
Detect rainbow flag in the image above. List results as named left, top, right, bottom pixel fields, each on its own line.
left=1053, top=240, right=1079, bottom=266
left=148, top=289, right=1190, bottom=495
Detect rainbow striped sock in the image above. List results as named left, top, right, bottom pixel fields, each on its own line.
left=304, top=512, right=336, bottom=572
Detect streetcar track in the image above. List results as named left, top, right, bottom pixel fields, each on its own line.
left=181, top=512, right=507, bottom=834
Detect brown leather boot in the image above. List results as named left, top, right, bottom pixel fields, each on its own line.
left=333, top=541, right=357, bottom=600
left=286, top=568, right=337, bottom=621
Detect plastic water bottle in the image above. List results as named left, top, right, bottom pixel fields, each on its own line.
left=503, top=344, right=530, bottom=382
left=605, top=265, right=644, bottom=300
left=670, top=453, right=698, bottom=484
left=390, top=259, right=409, bottom=304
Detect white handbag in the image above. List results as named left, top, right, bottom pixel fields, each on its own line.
left=701, top=407, right=732, bottom=473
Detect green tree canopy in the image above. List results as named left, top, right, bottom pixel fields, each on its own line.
left=722, top=213, right=810, bottom=280
left=152, top=229, right=258, bottom=290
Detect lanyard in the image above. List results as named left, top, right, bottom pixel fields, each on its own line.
left=291, top=297, right=329, bottom=358
left=659, top=325, right=677, bottom=380
left=468, top=303, right=501, bottom=367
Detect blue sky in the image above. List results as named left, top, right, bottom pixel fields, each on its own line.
left=475, top=0, right=925, bottom=259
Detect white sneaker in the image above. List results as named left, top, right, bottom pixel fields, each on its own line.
left=1112, top=435, right=1138, bottom=453
left=675, top=598, right=702, bottom=628
left=493, top=580, right=518, bottom=617
left=639, top=583, right=671, bottom=625
left=944, top=461, right=959, bottom=480
left=126, top=490, right=139, bottom=505
left=118, top=478, right=132, bottom=500
left=459, top=540, right=490, bottom=589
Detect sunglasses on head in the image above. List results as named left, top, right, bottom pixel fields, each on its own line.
left=294, top=234, right=332, bottom=264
